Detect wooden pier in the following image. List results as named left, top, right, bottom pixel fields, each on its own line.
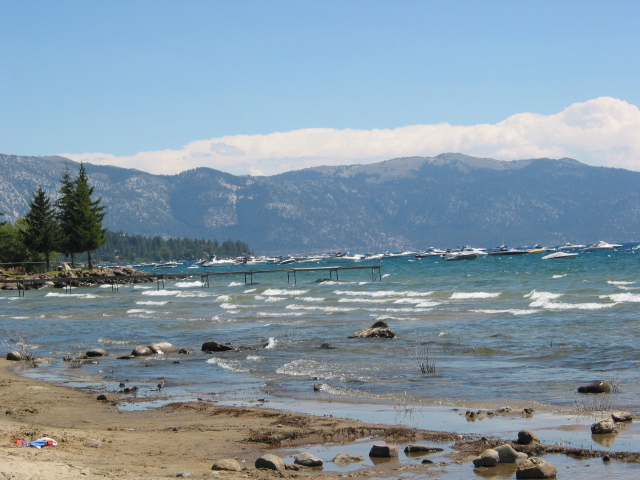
left=0, top=264, right=382, bottom=296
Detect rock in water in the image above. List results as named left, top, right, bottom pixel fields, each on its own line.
left=472, top=448, right=500, bottom=467
left=294, top=452, right=323, bottom=467
left=516, top=456, right=557, bottom=479
left=591, top=419, right=617, bottom=434
left=369, top=444, right=399, bottom=457
left=350, top=320, right=396, bottom=338
left=577, top=380, right=611, bottom=393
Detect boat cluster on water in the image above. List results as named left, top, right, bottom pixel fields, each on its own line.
left=99, top=241, right=632, bottom=270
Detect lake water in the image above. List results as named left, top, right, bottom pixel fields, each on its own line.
left=2, top=246, right=640, bottom=455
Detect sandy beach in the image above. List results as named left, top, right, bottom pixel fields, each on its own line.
left=3, top=359, right=640, bottom=479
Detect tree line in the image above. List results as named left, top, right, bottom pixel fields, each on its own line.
left=0, top=163, right=253, bottom=271
left=0, top=163, right=106, bottom=271
left=93, top=232, right=251, bottom=263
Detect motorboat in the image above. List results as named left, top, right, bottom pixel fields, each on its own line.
left=558, top=242, right=587, bottom=250
left=364, top=253, right=384, bottom=261
left=154, top=261, right=180, bottom=269
left=445, top=252, right=478, bottom=261
left=415, top=247, right=446, bottom=258
left=529, top=244, right=556, bottom=253
left=487, top=246, right=530, bottom=256
left=583, top=241, right=623, bottom=251
left=541, top=251, right=578, bottom=260
left=274, top=257, right=296, bottom=265
left=202, top=256, right=236, bottom=266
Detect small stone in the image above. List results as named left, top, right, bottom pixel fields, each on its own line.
left=96, top=394, right=109, bottom=401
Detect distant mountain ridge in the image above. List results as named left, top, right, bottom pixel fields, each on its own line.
left=1, top=152, right=639, bottom=254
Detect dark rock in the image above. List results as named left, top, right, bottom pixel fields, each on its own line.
left=255, top=454, right=285, bottom=471
left=369, top=444, right=399, bottom=457
left=201, top=341, right=236, bottom=352
left=422, top=459, right=434, bottom=464
left=96, top=394, right=109, bottom=401
left=578, top=380, right=611, bottom=394
left=516, top=430, right=540, bottom=445
left=516, top=456, right=557, bottom=479
left=294, top=452, right=323, bottom=467
left=404, top=445, right=444, bottom=454
left=178, top=347, right=195, bottom=355
left=319, top=343, right=336, bottom=349
left=6, top=350, right=23, bottom=361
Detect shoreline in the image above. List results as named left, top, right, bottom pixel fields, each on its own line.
left=3, top=360, right=640, bottom=480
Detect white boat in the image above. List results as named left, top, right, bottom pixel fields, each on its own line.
left=445, top=252, right=478, bottom=261
left=154, top=261, right=180, bottom=269
left=415, top=247, right=446, bottom=258
left=558, top=242, right=587, bottom=250
left=529, top=244, right=556, bottom=253
left=202, top=256, right=236, bottom=266
left=583, top=241, right=623, bottom=251
left=487, top=246, right=529, bottom=256
left=541, top=251, right=578, bottom=260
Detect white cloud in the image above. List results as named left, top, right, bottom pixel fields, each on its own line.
left=61, top=97, right=640, bottom=176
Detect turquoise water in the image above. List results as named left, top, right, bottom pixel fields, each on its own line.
left=2, top=247, right=639, bottom=420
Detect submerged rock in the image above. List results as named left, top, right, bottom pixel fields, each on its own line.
left=201, top=341, right=236, bottom=352
left=577, top=380, right=611, bottom=394
left=332, top=453, right=364, bottom=466
left=349, top=320, right=396, bottom=339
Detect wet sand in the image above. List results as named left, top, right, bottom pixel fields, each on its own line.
left=2, top=359, right=639, bottom=479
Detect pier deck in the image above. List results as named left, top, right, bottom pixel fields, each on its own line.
left=0, top=264, right=382, bottom=296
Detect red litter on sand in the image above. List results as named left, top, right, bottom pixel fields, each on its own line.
left=14, top=439, right=26, bottom=445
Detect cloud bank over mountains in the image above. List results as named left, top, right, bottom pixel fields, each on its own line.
left=62, top=97, right=640, bottom=176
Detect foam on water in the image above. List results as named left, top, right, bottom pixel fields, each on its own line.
left=127, top=309, right=154, bottom=314
left=44, top=292, right=99, bottom=299
left=264, top=337, right=277, bottom=349
left=263, top=288, right=309, bottom=296
left=136, top=300, right=168, bottom=306
left=141, top=290, right=180, bottom=296
left=605, top=292, right=640, bottom=303
left=450, top=292, right=501, bottom=299
left=228, top=282, right=244, bottom=287
left=206, top=357, right=250, bottom=373
left=335, top=290, right=403, bottom=297
left=173, top=281, right=203, bottom=288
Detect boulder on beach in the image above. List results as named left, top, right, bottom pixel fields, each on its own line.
left=612, top=411, right=633, bottom=422
left=6, top=350, right=23, bottom=361
left=516, top=430, right=540, bottom=445
left=369, top=444, right=399, bottom=457
left=131, top=345, right=153, bottom=356
left=255, top=454, right=285, bottom=471
left=516, top=456, right=557, bottom=479
left=211, top=458, right=243, bottom=471
left=294, top=452, right=323, bottom=467
left=472, top=448, right=500, bottom=467
left=591, top=419, right=617, bottom=434
left=404, top=444, right=444, bottom=454
left=349, top=320, right=396, bottom=339
left=202, top=341, right=236, bottom=353
left=577, top=380, right=611, bottom=394
left=332, top=453, right=364, bottom=466
left=148, top=342, right=178, bottom=354
left=494, top=444, right=528, bottom=463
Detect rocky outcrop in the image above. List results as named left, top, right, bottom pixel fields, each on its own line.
left=349, top=320, right=396, bottom=339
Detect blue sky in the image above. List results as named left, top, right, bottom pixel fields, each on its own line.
left=2, top=0, right=640, bottom=175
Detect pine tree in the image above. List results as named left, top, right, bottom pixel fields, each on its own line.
left=69, top=163, right=107, bottom=270
left=22, top=187, right=58, bottom=271
left=55, top=165, right=77, bottom=266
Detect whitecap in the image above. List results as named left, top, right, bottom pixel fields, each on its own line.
left=141, top=290, right=180, bottom=296
left=334, top=290, right=401, bottom=297
left=265, top=296, right=286, bottom=302
left=263, top=288, right=309, bottom=296
left=244, top=288, right=257, bottom=293
left=607, top=280, right=635, bottom=285
left=451, top=292, right=501, bottom=299
left=216, top=295, right=231, bottom=302
left=264, top=337, right=277, bottom=349
left=606, top=293, right=640, bottom=303
left=127, top=309, right=154, bottom=314
left=285, top=304, right=359, bottom=312
left=173, top=281, right=203, bottom=288
left=338, top=297, right=390, bottom=303
left=228, top=282, right=244, bottom=287
left=552, top=274, right=566, bottom=279
left=206, top=357, right=249, bottom=373
left=296, top=297, right=325, bottom=302
left=136, top=300, right=168, bottom=306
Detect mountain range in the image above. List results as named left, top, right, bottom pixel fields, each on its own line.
left=1, top=152, right=639, bottom=254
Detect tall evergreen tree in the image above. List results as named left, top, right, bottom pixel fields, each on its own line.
left=22, top=187, right=58, bottom=271
left=55, top=165, right=77, bottom=266
left=69, top=163, right=107, bottom=270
